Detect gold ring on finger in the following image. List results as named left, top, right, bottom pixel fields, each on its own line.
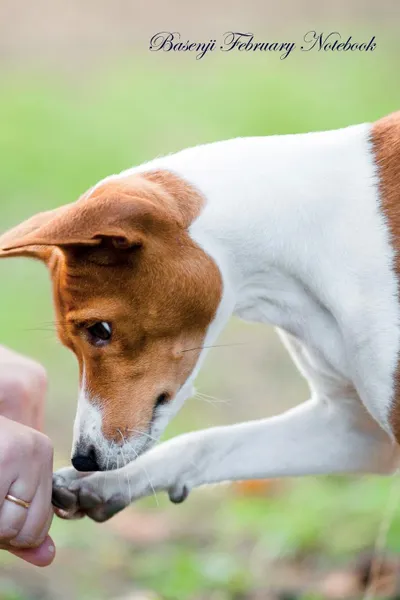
left=5, top=494, right=31, bottom=510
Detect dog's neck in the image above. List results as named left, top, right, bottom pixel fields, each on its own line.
left=95, top=121, right=391, bottom=404
left=122, top=123, right=374, bottom=326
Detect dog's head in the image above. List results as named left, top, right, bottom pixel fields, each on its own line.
left=0, top=171, right=223, bottom=470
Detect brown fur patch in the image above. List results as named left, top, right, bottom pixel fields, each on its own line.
left=0, top=170, right=223, bottom=442
left=371, top=111, right=400, bottom=441
left=141, top=170, right=204, bottom=228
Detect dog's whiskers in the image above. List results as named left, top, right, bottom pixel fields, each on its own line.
left=181, top=342, right=249, bottom=354
left=117, top=429, right=132, bottom=506
left=116, top=454, right=123, bottom=499
left=23, top=327, right=56, bottom=332
left=193, top=394, right=218, bottom=409
left=103, top=442, right=113, bottom=497
left=194, top=391, right=231, bottom=407
left=196, top=391, right=231, bottom=404
left=27, top=320, right=62, bottom=330
left=126, top=428, right=159, bottom=445
left=117, top=432, right=159, bottom=507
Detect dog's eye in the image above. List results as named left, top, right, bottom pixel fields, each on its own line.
left=86, top=322, right=112, bottom=347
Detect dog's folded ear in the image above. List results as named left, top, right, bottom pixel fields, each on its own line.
left=0, top=194, right=155, bottom=263
left=0, top=207, right=64, bottom=262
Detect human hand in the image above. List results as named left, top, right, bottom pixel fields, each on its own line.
left=0, top=416, right=55, bottom=566
left=0, top=345, right=47, bottom=431
left=0, top=348, right=55, bottom=566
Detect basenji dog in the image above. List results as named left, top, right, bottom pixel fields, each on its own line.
left=1, top=112, right=400, bottom=521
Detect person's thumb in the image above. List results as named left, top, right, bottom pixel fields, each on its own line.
left=2, top=535, right=56, bottom=567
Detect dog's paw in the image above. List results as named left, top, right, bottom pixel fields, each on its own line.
left=53, top=467, right=129, bottom=523
left=71, top=474, right=128, bottom=522
left=52, top=467, right=85, bottom=519
left=168, top=483, right=190, bottom=504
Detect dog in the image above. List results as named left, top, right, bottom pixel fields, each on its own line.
left=1, top=112, right=400, bottom=522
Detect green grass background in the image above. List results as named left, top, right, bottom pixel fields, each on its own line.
left=0, top=39, right=399, bottom=599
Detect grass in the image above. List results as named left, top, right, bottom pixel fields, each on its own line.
left=0, top=44, right=399, bottom=598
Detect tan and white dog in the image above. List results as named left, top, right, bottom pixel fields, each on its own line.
left=1, top=112, right=400, bottom=521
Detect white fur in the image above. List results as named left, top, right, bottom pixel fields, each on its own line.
left=56, top=121, right=400, bottom=509
left=72, top=375, right=102, bottom=454
left=73, top=372, right=155, bottom=469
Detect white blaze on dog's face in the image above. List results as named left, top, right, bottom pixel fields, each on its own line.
left=0, top=171, right=222, bottom=471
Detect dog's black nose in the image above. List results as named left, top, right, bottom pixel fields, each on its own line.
left=71, top=446, right=100, bottom=472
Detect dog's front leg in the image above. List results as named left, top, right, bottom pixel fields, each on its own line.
left=53, top=397, right=396, bottom=522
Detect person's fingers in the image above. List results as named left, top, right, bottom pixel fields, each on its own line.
left=0, top=478, right=35, bottom=543
left=8, top=445, right=53, bottom=548
left=32, top=401, right=44, bottom=432
left=29, top=365, right=47, bottom=432
left=3, top=535, right=56, bottom=567
left=0, top=349, right=47, bottom=431
left=0, top=471, right=14, bottom=513
left=10, top=475, right=53, bottom=547
left=36, top=510, right=54, bottom=545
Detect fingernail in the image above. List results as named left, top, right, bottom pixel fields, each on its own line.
left=48, top=544, right=55, bottom=553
